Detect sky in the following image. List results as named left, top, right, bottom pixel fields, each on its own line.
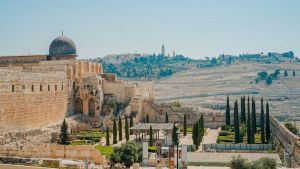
left=0, top=0, right=299, bottom=59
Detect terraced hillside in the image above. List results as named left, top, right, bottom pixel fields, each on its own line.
left=154, top=62, right=300, bottom=125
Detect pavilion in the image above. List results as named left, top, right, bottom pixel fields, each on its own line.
left=130, top=123, right=174, bottom=145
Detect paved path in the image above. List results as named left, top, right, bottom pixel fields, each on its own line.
left=198, top=128, right=220, bottom=151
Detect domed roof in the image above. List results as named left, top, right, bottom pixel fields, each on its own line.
left=49, top=35, right=76, bottom=56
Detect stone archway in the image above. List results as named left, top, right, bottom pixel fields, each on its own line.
left=88, top=98, right=95, bottom=117
left=75, top=98, right=83, bottom=114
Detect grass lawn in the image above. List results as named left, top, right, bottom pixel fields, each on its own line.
left=95, top=146, right=113, bottom=156
left=179, top=127, right=193, bottom=133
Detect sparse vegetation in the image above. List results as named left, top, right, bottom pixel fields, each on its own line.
left=229, top=156, right=276, bottom=169
left=284, top=122, right=299, bottom=135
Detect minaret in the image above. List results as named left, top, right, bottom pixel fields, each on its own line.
left=161, top=44, right=165, bottom=56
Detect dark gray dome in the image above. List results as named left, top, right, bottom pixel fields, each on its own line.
left=49, top=35, right=76, bottom=56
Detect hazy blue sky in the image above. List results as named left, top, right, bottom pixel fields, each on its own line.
left=0, top=0, right=299, bottom=59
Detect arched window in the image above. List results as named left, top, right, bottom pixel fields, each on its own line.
left=40, top=85, right=42, bottom=91
left=32, top=85, right=34, bottom=92
left=48, top=85, right=50, bottom=91
left=12, top=85, right=15, bottom=92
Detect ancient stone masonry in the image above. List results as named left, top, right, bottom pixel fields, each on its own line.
left=0, top=35, right=153, bottom=136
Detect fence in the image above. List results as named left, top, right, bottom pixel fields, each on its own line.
left=203, top=143, right=274, bottom=151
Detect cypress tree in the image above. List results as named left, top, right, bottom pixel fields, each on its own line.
left=183, top=114, right=187, bottom=136
left=125, top=116, right=129, bottom=141
left=199, top=115, right=204, bottom=143
left=165, top=112, right=169, bottom=123
left=59, top=119, right=70, bottom=145
left=193, top=122, right=199, bottom=148
left=246, top=97, right=252, bottom=144
left=106, top=126, right=110, bottom=146
left=251, top=98, right=256, bottom=143
left=266, top=102, right=271, bottom=143
left=260, top=98, right=265, bottom=143
left=118, top=117, right=122, bottom=141
left=146, top=114, right=149, bottom=123
left=113, top=119, right=117, bottom=144
left=252, top=98, right=257, bottom=133
left=241, top=96, right=246, bottom=124
left=240, top=97, right=244, bottom=124
left=172, top=122, right=179, bottom=145
left=226, top=96, right=230, bottom=126
left=234, top=100, right=240, bottom=143
left=130, top=115, right=134, bottom=135
left=149, top=125, right=153, bottom=146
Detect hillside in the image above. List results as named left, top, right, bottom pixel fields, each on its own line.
left=154, top=62, right=300, bottom=125
left=93, top=51, right=299, bottom=80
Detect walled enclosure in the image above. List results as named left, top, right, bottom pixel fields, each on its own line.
left=0, top=35, right=153, bottom=134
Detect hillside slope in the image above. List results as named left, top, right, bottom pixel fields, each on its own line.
left=154, top=62, right=300, bottom=124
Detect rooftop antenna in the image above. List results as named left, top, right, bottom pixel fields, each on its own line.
left=62, top=30, right=64, bottom=36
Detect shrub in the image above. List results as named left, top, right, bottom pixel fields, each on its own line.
left=148, top=146, right=157, bottom=152
left=257, top=71, right=268, bottom=79
left=251, top=157, right=276, bottom=169
left=284, top=122, right=299, bottom=135
left=229, top=156, right=251, bottom=169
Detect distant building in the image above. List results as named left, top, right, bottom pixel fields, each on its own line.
left=161, top=44, right=165, bottom=56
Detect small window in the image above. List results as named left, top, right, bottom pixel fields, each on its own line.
left=62, top=84, right=63, bottom=91
left=22, top=85, right=25, bottom=89
left=12, top=85, right=15, bottom=92
left=40, top=85, right=42, bottom=91
left=48, top=85, right=50, bottom=91
left=55, top=85, right=57, bottom=91
left=32, top=85, right=34, bottom=91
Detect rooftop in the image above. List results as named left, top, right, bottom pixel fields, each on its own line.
left=130, top=123, right=173, bottom=131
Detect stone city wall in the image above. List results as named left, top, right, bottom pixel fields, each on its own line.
left=0, top=70, right=69, bottom=133
left=0, top=144, right=104, bottom=164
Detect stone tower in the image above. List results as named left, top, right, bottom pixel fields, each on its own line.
left=161, top=44, right=165, bottom=56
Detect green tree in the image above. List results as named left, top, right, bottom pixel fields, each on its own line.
left=192, top=122, right=199, bottom=149
left=110, top=142, right=142, bottom=168
left=246, top=97, right=252, bottom=144
left=265, top=102, right=271, bottom=143
left=234, top=100, right=240, bottom=143
left=240, top=96, right=246, bottom=124
left=106, top=126, right=110, bottom=146
left=260, top=97, right=265, bottom=143
left=165, top=112, right=169, bottom=123
left=266, top=75, right=273, bottom=85
left=130, top=115, right=134, bottom=135
left=146, top=114, right=149, bottom=123
left=113, top=119, right=117, bottom=144
left=149, top=125, right=153, bottom=146
left=172, top=122, right=179, bottom=145
left=198, top=115, right=204, bottom=144
left=183, top=114, right=187, bottom=136
left=59, top=119, right=70, bottom=145
left=251, top=98, right=257, bottom=134
left=226, top=95, right=231, bottom=126
left=284, top=70, right=288, bottom=77
left=119, top=117, right=122, bottom=141
left=125, top=116, right=129, bottom=141
left=243, top=96, right=246, bottom=123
